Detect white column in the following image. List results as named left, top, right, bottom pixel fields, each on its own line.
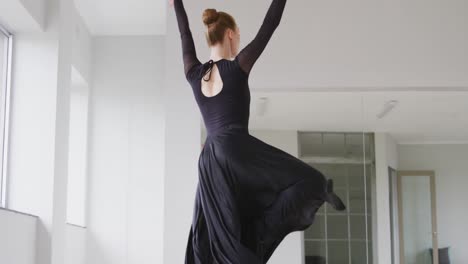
left=51, top=0, right=74, bottom=263
left=374, top=133, right=398, bottom=264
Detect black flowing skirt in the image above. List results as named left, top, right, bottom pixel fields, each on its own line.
left=185, top=123, right=346, bottom=264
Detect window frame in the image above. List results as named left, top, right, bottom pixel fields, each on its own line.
left=0, top=25, right=13, bottom=208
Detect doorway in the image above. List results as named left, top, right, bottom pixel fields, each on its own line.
left=397, top=171, right=438, bottom=264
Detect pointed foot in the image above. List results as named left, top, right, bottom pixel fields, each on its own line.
left=325, top=179, right=346, bottom=211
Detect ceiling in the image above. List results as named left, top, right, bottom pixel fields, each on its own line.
left=74, top=0, right=166, bottom=35
left=0, top=0, right=45, bottom=33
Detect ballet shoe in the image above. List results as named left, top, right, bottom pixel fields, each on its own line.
left=324, top=179, right=346, bottom=211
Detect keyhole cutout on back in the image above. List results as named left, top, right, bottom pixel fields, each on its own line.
left=201, top=63, right=224, bottom=98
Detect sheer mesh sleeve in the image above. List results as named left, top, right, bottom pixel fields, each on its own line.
left=237, top=0, right=287, bottom=75
left=174, top=0, right=201, bottom=76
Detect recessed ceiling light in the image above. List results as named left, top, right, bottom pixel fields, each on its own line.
left=377, top=100, right=399, bottom=119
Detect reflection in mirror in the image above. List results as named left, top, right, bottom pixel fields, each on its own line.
left=397, top=171, right=437, bottom=264
left=364, top=91, right=468, bottom=264
left=300, top=132, right=374, bottom=264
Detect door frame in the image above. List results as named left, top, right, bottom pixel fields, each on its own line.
left=397, top=170, right=438, bottom=264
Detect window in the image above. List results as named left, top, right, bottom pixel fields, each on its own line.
left=0, top=25, right=12, bottom=207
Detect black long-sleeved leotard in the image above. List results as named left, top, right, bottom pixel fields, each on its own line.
left=174, top=0, right=286, bottom=136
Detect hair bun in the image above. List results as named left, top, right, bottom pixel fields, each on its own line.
left=203, top=8, right=219, bottom=26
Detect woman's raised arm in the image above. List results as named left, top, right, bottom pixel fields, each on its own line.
left=173, top=0, right=201, bottom=76
left=236, top=0, right=287, bottom=75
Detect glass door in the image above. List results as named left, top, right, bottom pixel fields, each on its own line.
left=397, top=171, right=438, bottom=264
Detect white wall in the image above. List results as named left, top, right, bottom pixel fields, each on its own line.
left=87, top=36, right=165, bottom=264
left=374, top=133, right=399, bottom=264
left=0, top=209, right=37, bottom=264
left=398, top=144, right=468, bottom=263
left=65, top=224, right=87, bottom=264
